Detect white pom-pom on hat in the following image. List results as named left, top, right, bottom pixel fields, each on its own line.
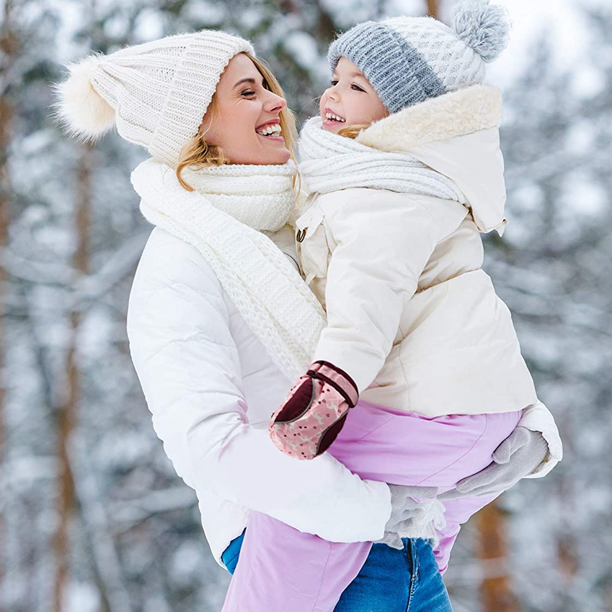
left=452, top=0, right=511, bottom=63
left=52, top=53, right=116, bottom=142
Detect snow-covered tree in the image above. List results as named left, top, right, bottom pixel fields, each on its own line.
left=2, top=1, right=609, bottom=611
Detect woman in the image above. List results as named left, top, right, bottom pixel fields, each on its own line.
left=54, top=29, right=561, bottom=611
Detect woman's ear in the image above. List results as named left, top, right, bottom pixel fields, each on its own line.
left=199, top=109, right=216, bottom=142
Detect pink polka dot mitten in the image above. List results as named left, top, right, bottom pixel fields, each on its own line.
left=269, top=361, right=359, bottom=460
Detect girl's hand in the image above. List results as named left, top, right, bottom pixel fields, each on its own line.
left=269, top=361, right=359, bottom=460
left=439, top=427, right=549, bottom=501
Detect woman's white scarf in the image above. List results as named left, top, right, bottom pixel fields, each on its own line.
left=298, top=116, right=467, bottom=204
left=131, top=159, right=326, bottom=381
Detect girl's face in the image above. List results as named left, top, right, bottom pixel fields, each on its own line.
left=201, top=53, right=291, bottom=165
left=319, top=57, right=388, bottom=133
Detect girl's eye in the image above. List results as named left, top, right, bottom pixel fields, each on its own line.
left=351, top=84, right=365, bottom=92
left=330, top=80, right=338, bottom=86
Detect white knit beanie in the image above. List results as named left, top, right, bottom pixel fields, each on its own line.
left=54, top=30, right=254, bottom=167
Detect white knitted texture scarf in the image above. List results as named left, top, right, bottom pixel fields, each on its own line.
left=131, top=158, right=326, bottom=381
left=178, top=163, right=296, bottom=231
left=299, top=116, right=467, bottom=203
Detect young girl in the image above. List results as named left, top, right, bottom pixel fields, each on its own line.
left=234, top=1, right=562, bottom=608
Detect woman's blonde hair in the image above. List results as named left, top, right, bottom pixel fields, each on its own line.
left=176, top=52, right=299, bottom=191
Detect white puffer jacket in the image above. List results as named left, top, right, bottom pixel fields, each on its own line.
left=126, top=226, right=392, bottom=567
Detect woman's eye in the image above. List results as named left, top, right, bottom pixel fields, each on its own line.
left=241, top=90, right=256, bottom=97
left=351, top=84, right=365, bottom=92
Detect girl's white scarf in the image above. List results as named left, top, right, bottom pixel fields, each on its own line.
left=130, top=159, right=326, bottom=381
left=298, top=116, right=467, bottom=204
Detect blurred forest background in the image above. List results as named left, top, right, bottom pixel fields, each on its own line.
left=0, top=0, right=611, bottom=610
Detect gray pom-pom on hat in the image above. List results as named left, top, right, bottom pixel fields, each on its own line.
left=452, top=0, right=511, bottom=63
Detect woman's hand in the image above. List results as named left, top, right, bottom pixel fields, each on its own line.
left=376, top=485, right=439, bottom=550
left=439, top=427, right=549, bottom=501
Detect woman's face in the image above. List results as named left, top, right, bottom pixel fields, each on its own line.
left=319, top=56, right=388, bottom=133
left=201, top=54, right=291, bottom=165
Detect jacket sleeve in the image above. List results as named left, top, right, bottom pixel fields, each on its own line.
left=127, top=235, right=391, bottom=543
left=313, top=190, right=465, bottom=393
left=518, top=400, right=563, bottom=478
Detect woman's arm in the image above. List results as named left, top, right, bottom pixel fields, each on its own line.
left=439, top=402, right=562, bottom=500
left=127, top=232, right=391, bottom=543
left=517, top=400, right=563, bottom=478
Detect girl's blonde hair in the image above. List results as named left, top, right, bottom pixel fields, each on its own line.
left=176, top=52, right=298, bottom=191
left=336, top=124, right=370, bottom=139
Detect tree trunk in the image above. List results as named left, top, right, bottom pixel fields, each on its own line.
left=426, top=0, right=439, bottom=19
left=0, top=90, right=9, bottom=612
left=53, top=145, right=92, bottom=612
left=0, top=1, right=17, bottom=604
left=477, top=501, right=521, bottom=612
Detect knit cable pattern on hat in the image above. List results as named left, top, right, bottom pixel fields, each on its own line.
left=328, top=1, right=510, bottom=113
left=88, top=30, right=254, bottom=167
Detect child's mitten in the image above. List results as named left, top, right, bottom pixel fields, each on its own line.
left=269, top=361, right=358, bottom=460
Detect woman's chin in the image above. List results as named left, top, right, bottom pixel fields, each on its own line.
left=260, top=142, right=291, bottom=165
left=232, top=147, right=291, bottom=165
left=274, top=148, right=291, bottom=164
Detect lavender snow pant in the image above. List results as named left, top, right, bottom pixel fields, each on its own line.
left=222, top=400, right=522, bottom=612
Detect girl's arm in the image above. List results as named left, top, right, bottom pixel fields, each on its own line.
left=313, top=189, right=466, bottom=393
left=127, top=233, right=392, bottom=543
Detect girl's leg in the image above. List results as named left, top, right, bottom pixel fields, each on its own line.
left=329, top=402, right=522, bottom=488
left=330, top=403, right=523, bottom=573
left=222, top=405, right=520, bottom=610
left=432, top=492, right=503, bottom=574
left=410, top=411, right=522, bottom=573
left=221, top=510, right=372, bottom=612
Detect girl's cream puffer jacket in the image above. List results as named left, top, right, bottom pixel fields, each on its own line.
left=296, top=90, right=562, bottom=475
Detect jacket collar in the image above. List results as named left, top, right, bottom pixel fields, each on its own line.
left=356, top=85, right=507, bottom=236
left=356, top=84, right=502, bottom=152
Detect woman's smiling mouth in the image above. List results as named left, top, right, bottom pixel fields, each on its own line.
left=256, top=120, right=284, bottom=141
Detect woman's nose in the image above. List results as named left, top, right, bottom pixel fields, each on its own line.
left=266, top=92, right=286, bottom=113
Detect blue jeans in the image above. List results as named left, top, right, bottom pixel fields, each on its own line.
left=222, top=533, right=453, bottom=611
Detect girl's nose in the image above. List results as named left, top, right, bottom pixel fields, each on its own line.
left=326, top=86, right=339, bottom=102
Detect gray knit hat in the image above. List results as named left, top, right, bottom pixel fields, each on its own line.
left=328, top=0, right=511, bottom=114
left=54, top=30, right=254, bottom=167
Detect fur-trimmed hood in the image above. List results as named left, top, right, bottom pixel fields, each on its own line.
left=356, top=84, right=507, bottom=235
